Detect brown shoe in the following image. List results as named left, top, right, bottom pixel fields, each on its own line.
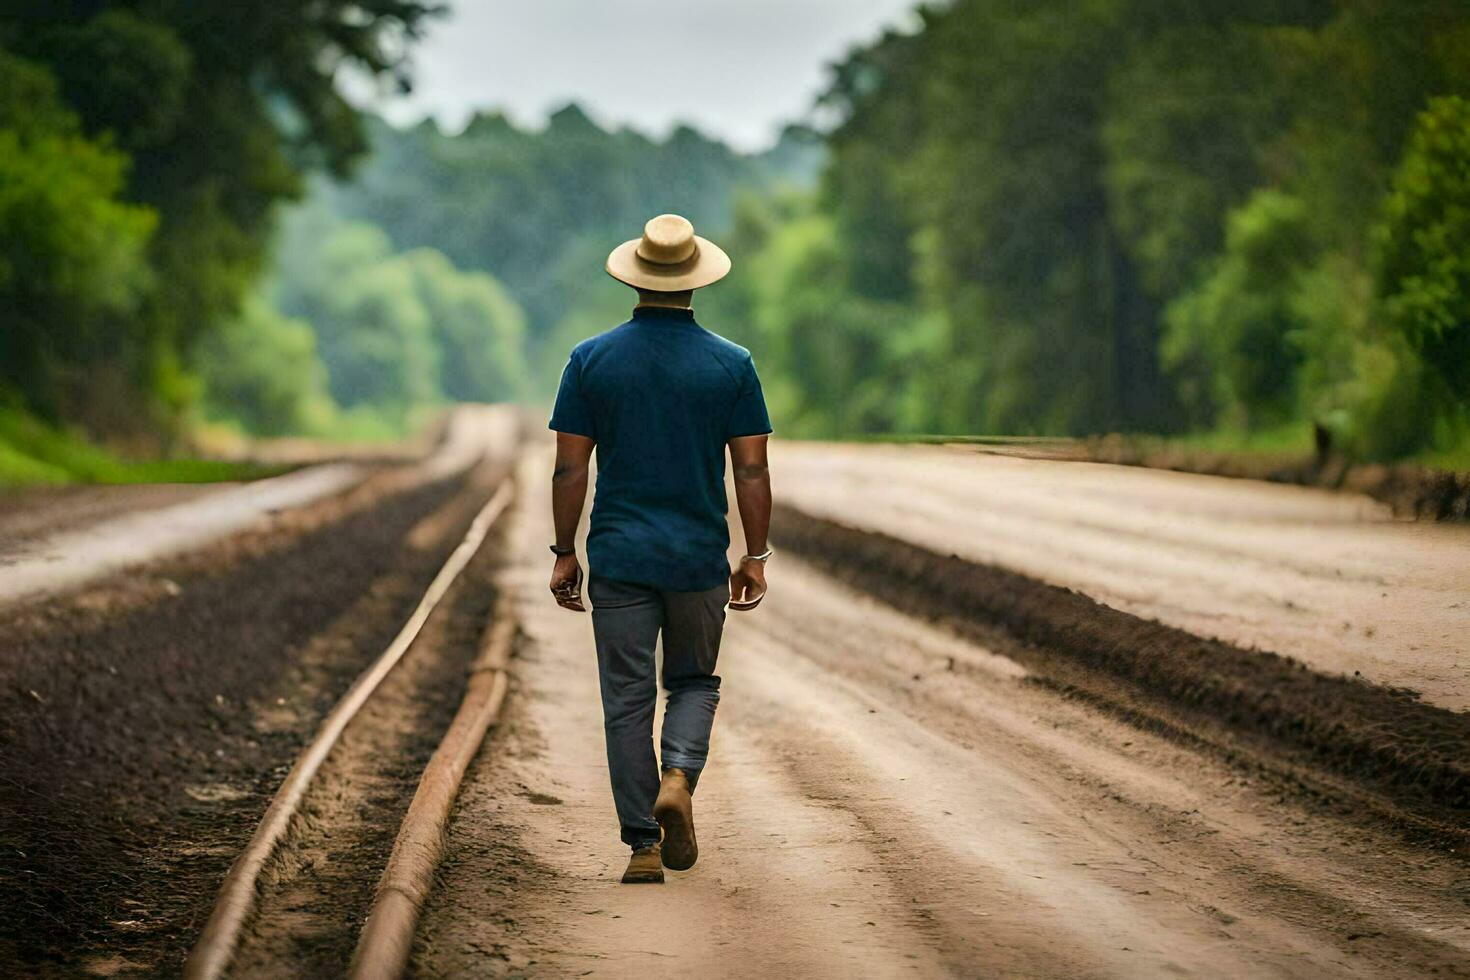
left=653, top=768, right=697, bottom=871
left=621, top=844, right=664, bottom=884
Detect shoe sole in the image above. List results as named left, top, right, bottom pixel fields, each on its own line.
left=654, top=798, right=697, bottom=871
left=620, top=868, right=664, bottom=884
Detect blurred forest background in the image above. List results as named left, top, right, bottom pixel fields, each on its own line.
left=2, top=0, right=1469, bottom=483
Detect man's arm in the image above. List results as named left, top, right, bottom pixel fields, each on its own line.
left=549, top=432, right=595, bottom=611
left=728, top=434, right=771, bottom=610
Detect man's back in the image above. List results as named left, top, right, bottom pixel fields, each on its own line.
left=549, top=305, right=771, bottom=591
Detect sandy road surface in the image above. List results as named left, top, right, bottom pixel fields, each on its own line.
left=413, top=454, right=1469, bottom=978
left=774, top=442, right=1470, bottom=711
left=0, top=465, right=362, bottom=605
left=0, top=484, right=220, bottom=555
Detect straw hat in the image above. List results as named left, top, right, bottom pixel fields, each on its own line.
left=605, top=214, right=731, bottom=291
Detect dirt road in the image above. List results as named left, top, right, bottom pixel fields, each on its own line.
left=412, top=452, right=1470, bottom=978
left=774, top=442, right=1470, bottom=711
left=3, top=431, right=1467, bottom=976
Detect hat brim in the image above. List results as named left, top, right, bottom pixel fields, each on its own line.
left=605, top=235, right=731, bottom=291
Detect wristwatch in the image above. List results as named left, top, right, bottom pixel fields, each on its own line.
left=549, top=544, right=576, bottom=557
left=741, top=548, right=774, bottom=563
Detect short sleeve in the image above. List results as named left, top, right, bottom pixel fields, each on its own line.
left=726, top=355, right=772, bottom=439
left=549, top=351, right=596, bottom=438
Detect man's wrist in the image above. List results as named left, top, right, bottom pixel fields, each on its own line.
left=740, top=547, right=773, bottom=563
left=549, top=544, right=576, bottom=557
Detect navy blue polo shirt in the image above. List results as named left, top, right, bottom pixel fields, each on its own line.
left=549, top=306, right=772, bottom=591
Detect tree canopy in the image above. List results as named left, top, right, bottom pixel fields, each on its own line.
left=710, top=0, right=1470, bottom=457
left=0, top=0, right=440, bottom=436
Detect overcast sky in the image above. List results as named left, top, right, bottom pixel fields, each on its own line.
left=353, top=0, right=924, bottom=151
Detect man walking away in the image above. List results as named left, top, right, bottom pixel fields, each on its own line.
left=546, top=214, right=773, bottom=884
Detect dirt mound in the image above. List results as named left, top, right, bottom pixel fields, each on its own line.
left=772, top=504, right=1470, bottom=844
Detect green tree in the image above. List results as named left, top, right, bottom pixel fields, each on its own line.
left=744, top=206, right=942, bottom=436
left=1101, top=23, right=1299, bottom=300
left=0, top=0, right=442, bottom=433
left=0, top=51, right=156, bottom=423
left=196, top=296, right=337, bottom=436
left=391, top=248, right=529, bottom=403
left=772, top=0, right=1470, bottom=450
left=1358, top=95, right=1470, bottom=457
left=259, top=205, right=531, bottom=427
left=273, top=222, right=440, bottom=416
left=1162, top=190, right=1315, bottom=430
left=817, top=0, right=1183, bottom=435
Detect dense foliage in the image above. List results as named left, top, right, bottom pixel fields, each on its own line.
left=0, top=0, right=440, bottom=441
left=728, top=0, right=1470, bottom=455
left=3, top=0, right=1468, bottom=466
left=1363, top=95, right=1470, bottom=458
left=223, top=204, right=529, bottom=432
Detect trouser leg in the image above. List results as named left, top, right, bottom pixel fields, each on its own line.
left=658, top=582, right=729, bottom=786
left=589, top=577, right=663, bottom=849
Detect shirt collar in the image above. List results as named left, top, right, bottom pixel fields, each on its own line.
left=632, top=305, right=696, bottom=323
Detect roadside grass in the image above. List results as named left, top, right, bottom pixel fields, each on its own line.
left=852, top=424, right=1308, bottom=454
left=849, top=432, right=1077, bottom=447
left=0, top=409, right=282, bottom=488
left=1413, top=442, right=1470, bottom=472
left=1107, top=424, right=1470, bottom=474
left=857, top=421, right=1470, bottom=475
left=837, top=425, right=1309, bottom=454
left=1143, top=422, right=1313, bottom=457
left=196, top=402, right=416, bottom=448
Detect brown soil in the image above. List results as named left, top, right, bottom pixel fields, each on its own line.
left=775, top=441, right=1470, bottom=713
left=0, top=461, right=494, bottom=976
left=770, top=503, right=1470, bottom=845
left=230, top=513, right=507, bottom=977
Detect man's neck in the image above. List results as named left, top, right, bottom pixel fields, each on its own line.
left=635, top=289, right=694, bottom=311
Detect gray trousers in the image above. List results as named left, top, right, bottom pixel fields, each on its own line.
left=588, top=575, right=728, bottom=850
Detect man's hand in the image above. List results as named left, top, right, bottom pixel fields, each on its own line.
left=728, top=556, right=767, bottom=611
left=549, top=553, right=586, bottom=612
left=549, top=432, right=594, bottom=612
left=728, top=434, right=771, bottom=612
